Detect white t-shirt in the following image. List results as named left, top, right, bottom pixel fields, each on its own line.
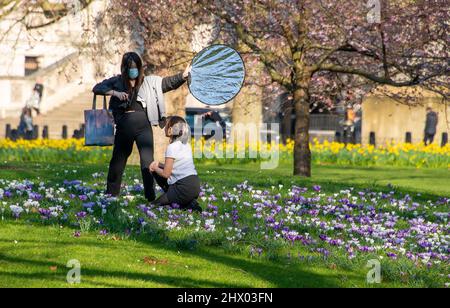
left=165, top=141, right=197, bottom=185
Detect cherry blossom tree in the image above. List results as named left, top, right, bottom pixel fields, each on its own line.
left=111, top=0, right=448, bottom=177
left=7, top=1, right=444, bottom=176
left=207, top=0, right=449, bottom=176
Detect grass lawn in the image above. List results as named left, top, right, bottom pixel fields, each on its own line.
left=0, top=161, right=448, bottom=288
left=0, top=221, right=368, bottom=288
left=199, top=162, right=450, bottom=198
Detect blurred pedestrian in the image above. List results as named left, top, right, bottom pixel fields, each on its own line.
left=343, top=105, right=356, bottom=143
left=424, top=107, right=438, bottom=145
left=18, top=107, right=33, bottom=139
left=26, top=80, right=44, bottom=115
left=353, top=104, right=362, bottom=144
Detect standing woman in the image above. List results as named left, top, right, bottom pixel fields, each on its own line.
left=93, top=52, right=190, bottom=202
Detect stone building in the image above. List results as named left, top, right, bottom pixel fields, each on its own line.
left=362, top=86, right=449, bottom=145
left=0, top=1, right=110, bottom=120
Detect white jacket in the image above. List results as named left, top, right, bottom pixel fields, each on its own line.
left=137, top=75, right=165, bottom=125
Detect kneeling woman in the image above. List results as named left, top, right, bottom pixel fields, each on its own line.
left=149, top=116, right=202, bottom=212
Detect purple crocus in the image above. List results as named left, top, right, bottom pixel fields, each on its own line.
left=387, top=252, right=398, bottom=259
left=75, top=211, right=87, bottom=219
left=83, top=202, right=95, bottom=210
left=38, top=208, right=52, bottom=220
left=312, top=185, right=322, bottom=192
left=29, top=192, right=43, bottom=201
left=78, top=195, right=88, bottom=201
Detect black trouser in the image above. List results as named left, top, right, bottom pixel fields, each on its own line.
left=107, top=111, right=156, bottom=201
left=152, top=172, right=201, bottom=208
left=424, top=133, right=435, bottom=145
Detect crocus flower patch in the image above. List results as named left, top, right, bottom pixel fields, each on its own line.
left=0, top=176, right=448, bottom=287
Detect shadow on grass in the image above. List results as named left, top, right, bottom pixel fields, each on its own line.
left=177, top=248, right=360, bottom=288
left=0, top=244, right=360, bottom=288
left=0, top=253, right=246, bottom=288
left=0, top=238, right=116, bottom=248
left=130, top=234, right=363, bottom=288
left=0, top=222, right=368, bottom=288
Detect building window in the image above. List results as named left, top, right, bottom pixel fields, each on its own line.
left=25, top=56, right=40, bottom=76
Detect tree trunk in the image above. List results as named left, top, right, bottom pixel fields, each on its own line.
left=231, top=84, right=263, bottom=138
left=231, top=57, right=263, bottom=142
left=293, top=74, right=312, bottom=177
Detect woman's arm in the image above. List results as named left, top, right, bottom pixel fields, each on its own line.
left=161, top=73, right=186, bottom=93
left=93, top=76, right=128, bottom=100
left=151, top=158, right=174, bottom=179
left=161, top=64, right=191, bottom=93
left=93, top=76, right=118, bottom=95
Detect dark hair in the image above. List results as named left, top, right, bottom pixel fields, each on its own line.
left=22, top=107, right=31, bottom=116
left=121, top=52, right=144, bottom=94
left=166, top=116, right=186, bottom=133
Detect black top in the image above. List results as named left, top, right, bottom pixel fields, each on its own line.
left=33, top=83, right=44, bottom=98
left=126, top=88, right=145, bottom=113
left=92, top=73, right=186, bottom=113
left=425, top=111, right=438, bottom=134
left=205, top=111, right=225, bottom=126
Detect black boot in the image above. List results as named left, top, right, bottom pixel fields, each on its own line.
left=185, top=200, right=202, bottom=213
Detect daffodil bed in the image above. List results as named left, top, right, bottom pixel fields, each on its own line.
left=0, top=162, right=448, bottom=288
left=1, top=138, right=449, bottom=168
left=0, top=139, right=110, bottom=164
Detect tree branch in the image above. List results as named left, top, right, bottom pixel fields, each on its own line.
left=204, top=4, right=293, bottom=90
left=318, top=64, right=448, bottom=87
left=21, top=0, right=94, bottom=30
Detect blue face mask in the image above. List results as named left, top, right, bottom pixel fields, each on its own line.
left=128, top=68, right=139, bottom=80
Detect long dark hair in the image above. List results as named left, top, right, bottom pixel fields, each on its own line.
left=121, top=52, right=144, bottom=94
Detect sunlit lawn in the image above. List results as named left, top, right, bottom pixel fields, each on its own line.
left=0, top=161, right=448, bottom=288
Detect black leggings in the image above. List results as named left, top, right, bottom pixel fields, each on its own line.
left=106, top=111, right=156, bottom=201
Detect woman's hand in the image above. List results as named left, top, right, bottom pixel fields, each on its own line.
left=182, top=63, right=192, bottom=80
left=149, top=161, right=159, bottom=172
left=112, top=91, right=129, bottom=101
left=150, top=159, right=173, bottom=179
left=159, top=117, right=167, bottom=129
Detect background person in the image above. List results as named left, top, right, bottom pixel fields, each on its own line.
left=17, top=107, right=33, bottom=139
left=202, top=110, right=226, bottom=140
left=424, top=106, right=438, bottom=145
left=343, top=105, right=356, bottom=143
left=26, top=80, right=44, bottom=115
